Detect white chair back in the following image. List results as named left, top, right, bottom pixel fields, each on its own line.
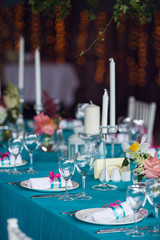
left=7, top=218, right=33, bottom=240
left=127, top=96, right=156, bottom=144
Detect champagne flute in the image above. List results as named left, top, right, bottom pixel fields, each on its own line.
left=126, top=185, right=145, bottom=237
left=24, top=133, right=39, bottom=174
left=8, top=137, right=23, bottom=175
left=75, top=151, right=93, bottom=200
left=146, top=179, right=160, bottom=236
left=58, top=156, right=75, bottom=201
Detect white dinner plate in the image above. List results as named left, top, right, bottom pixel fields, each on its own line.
left=0, top=160, right=27, bottom=168
left=75, top=208, right=147, bottom=225
left=20, top=180, right=79, bottom=192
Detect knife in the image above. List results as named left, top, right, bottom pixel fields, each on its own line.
left=96, top=226, right=152, bottom=234
left=31, top=193, right=80, bottom=199
left=31, top=194, right=60, bottom=199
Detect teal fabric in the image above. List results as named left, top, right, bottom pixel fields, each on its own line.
left=0, top=127, right=159, bottom=240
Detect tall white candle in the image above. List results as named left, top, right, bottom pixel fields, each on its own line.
left=35, top=48, right=42, bottom=108
left=18, top=36, right=24, bottom=90
left=101, top=89, right=109, bottom=133
left=109, top=58, right=116, bottom=126
left=84, top=102, right=100, bottom=135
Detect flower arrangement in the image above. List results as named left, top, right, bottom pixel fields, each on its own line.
left=121, top=134, right=160, bottom=182
left=34, top=91, right=62, bottom=147
left=0, top=80, right=19, bottom=125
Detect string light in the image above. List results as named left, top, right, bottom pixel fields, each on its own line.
left=94, top=12, right=107, bottom=83
left=153, top=12, right=160, bottom=86
left=14, top=2, right=25, bottom=50
left=30, top=12, right=41, bottom=51
left=76, top=11, right=90, bottom=65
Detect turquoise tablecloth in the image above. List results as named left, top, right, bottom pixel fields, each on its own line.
left=0, top=128, right=159, bottom=240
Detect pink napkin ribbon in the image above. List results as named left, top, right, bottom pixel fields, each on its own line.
left=49, top=171, right=61, bottom=182
left=0, top=151, right=10, bottom=161
left=109, top=200, right=122, bottom=207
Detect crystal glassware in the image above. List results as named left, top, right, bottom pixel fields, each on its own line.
left=146, top=178, right=160, bottom=236
left=58, top=156, right=75, bottom=201
left=126, top=184, right=145, bottom=237
left=75, top=151, right=94, bottom=200
left=24, top=132, right=39, bottom=174
left=8, top=137, right=23, bottom=175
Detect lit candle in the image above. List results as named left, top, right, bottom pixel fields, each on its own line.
left=109, top=58, right=116, bottom=126
left=18, top=36, right=24, bottom=90
left=35, top=48, right=42, bottom=108
left=84, top=102, right=100, bottom=135
left=101, top=89, right=109, bottom=133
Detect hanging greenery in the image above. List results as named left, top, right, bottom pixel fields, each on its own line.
left=28, top=0, right=160, bottom=24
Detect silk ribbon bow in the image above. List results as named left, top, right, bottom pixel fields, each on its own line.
left=109, top=200, right=122, bottom=207
left=49, top=171, right=61, bottom=182
left=0, top=151, right=10, bottom=161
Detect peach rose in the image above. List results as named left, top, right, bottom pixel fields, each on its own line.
left=144, top=152, right=160, bottom=178
left=34, top=112, right=57, bottom=135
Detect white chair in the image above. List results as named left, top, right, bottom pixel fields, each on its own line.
left=127, top=96, right=156, bottom=144
left=7, top=218, right=33, bottom=240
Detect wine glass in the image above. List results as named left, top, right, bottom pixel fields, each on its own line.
left=75, top=151, right=93, bottom=200
left=58, top=156, right=75, bottom=201
left=24, top=132, right=39, bottom=174
left=8, top=137, right=23, bottom=175
left=146, top=179, right=160, bottom=236
left=126, top=184, right=145, bottom=237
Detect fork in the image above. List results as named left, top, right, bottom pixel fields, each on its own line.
left=61, top=202, right=108, bottom=215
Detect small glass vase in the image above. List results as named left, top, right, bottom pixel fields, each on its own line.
left=39, top=134, right=55, bottom=152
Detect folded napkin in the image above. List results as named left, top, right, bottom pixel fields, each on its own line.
left=28, top=177, right=72, bottom=189
left=0, top=152, right=22, bottom=166
left=85, top=201, right=133, bottom=224
left=59, top=119, right=82, bottom=129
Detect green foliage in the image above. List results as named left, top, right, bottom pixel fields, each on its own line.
left=28, top=0, right=160, bottom=24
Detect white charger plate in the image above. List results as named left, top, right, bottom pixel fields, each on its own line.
left=75, top=208, right=147, bottom=225
left=0, top=160, right=27, bottom=168
left=20, top=180, right=79, bottom=192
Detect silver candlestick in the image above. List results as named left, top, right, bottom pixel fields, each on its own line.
left=108, top=125, right=118, bottom=158
left=16, top=89, right=25, bottom=133
left=92, top=126, right=117, bottom=191
left=34, top=103, right=43, bottom=115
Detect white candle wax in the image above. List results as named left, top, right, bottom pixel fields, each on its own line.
left=18, top=36, right=24, bottom=90
left=84, top=103, right=100, bottom=134
left=109, top=58, right=116, bottom=126
left=35, top=48, right=42, bottom=108
left=101, top=89, right=109, bottom=133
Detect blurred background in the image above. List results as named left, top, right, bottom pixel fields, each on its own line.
left=0, top=0, right=160, bottom=144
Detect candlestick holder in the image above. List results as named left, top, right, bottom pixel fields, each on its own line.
left=78, top=132, right=101, bottom=154
left=34, top=103, right=43, bottom=115
left=108, top=125, right=118, bottom=158
left=92, top=126, right=117, bottom=191
left=16, top=89, right=25, bottom=133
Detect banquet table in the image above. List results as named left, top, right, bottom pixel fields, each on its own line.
left=0, top=126, right=159, bottom=240
left=2, top=62, right=80, bottom=107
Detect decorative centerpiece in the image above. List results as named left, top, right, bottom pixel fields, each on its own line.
left=34, top=91, right=62, bottom=152
left=121, top=134, right=160, bottom=182
left=0, top=80, right=20, bottom=140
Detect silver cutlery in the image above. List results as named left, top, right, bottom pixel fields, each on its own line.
left=31, top=193, right=81, bottom=199
left=7, top=181, right=21, bottom=185
left=0, top=169, right=10, bottom=172
left=61, top=203, right=108, bottom=215
left=96, top=226, right=153, bottom=234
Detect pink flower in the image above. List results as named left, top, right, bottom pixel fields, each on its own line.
left=34, top=112, right=57, bottom=136
left=144, top=152, right=160, bottom=178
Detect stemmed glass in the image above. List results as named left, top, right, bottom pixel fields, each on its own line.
left=8, top=137, right=23, bottom=175
left=24, top=132, right=39, bottom=174
left=75, top=151, right=93, bottom=200
left=126, top=185, right=145, bottom=237
left=58, top=156, right=75, bottom=201
left=146, top=179, right=160, bottom=236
